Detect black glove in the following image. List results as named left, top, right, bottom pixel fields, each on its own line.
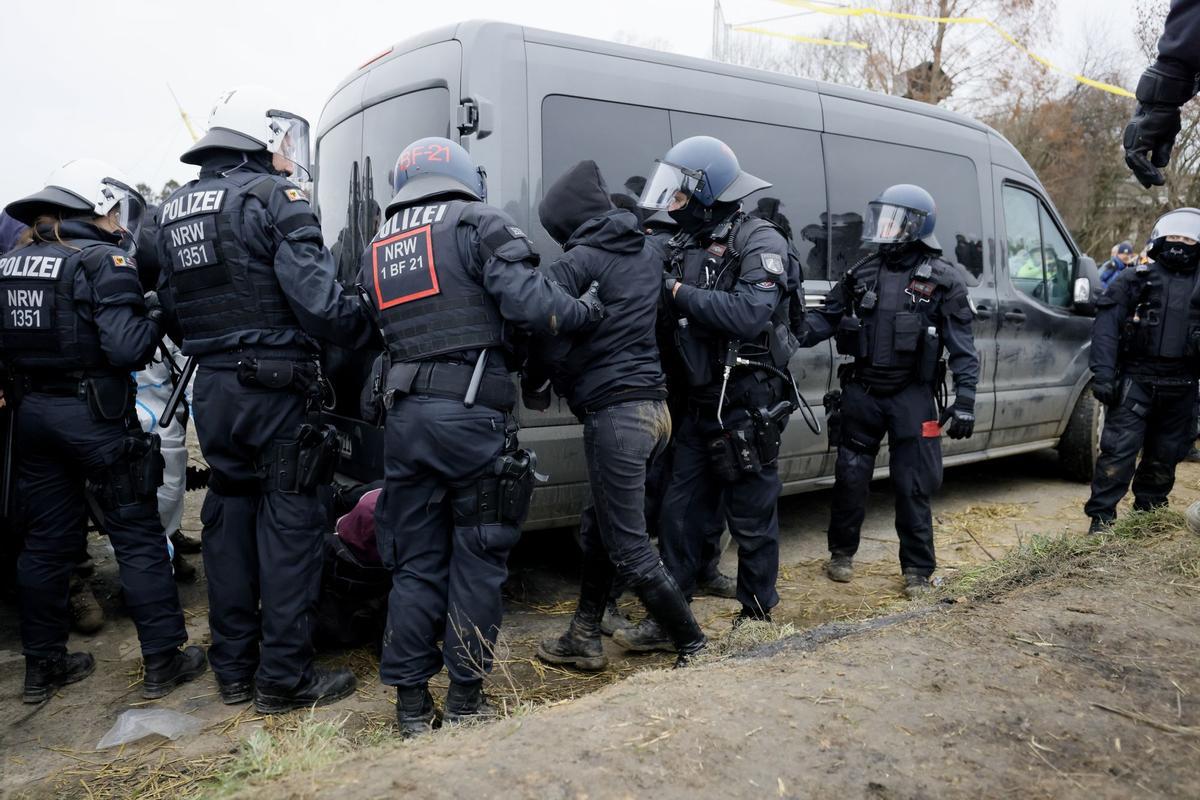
left=143, top=290, right=164, bottom=325
left=578, top=280, right=605, bottom=324
left=521, top=374, right=552, bottom=412
left=1091, top=381, right=1117, bottom=406
left=1123, top=61, right=1196, bottom=188
left=947, top=398, right=975, bottom=440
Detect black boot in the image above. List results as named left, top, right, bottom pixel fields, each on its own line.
left=625, top=565, right=707, bottom=668
left=600, top=599, right=633, bottom=636
left=443, top=681, right=497, bottom=725
left=24, top=652, right=95, bottom=704
left=396, top=686, right=437, bottom=738
left=537, top=570, right=609, bottom=671
left=254, top=667, right=357, bottom=715
left=218, top=678, right=254, bottom=705
left=733, top=606, right=772, bottom=628
left=142, top=646, right=208, bottom=699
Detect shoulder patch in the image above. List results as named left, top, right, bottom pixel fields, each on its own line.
left=284, top=188, right=307, bottom=203
left=755, top=279, right=778, bottom=290
left=505, top=225, right=526, bottom=240
left=761, top=253, right=784, bottom=275
left=111, top=254, right=132, bottom=268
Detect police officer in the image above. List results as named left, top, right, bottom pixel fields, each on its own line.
left=616, top=135, right=800, bottom=651
left=360, top=138, right=604, bottom=737
left=530, top=160, right=706, bottom=672
left=1125, top=0, right=1200, bottom=187
left=157, top=86, right=372, bottom=713
left=2, top=159, right=205, bottom=703
left=800, top=185, right=978, bottom=598
left=1085, top=207, right=1200, bottom=531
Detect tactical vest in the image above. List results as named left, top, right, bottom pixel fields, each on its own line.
left=0, top=239, right=111, bottom=373
left=1122, top=262, right=1199, bottom=361
left=367, top=199, right=504, bottom=363
left=160, top=171, right=301, bottom=344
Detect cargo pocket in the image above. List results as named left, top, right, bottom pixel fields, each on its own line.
left=893, top=312, right=922, bottom=353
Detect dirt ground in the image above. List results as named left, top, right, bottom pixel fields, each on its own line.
left=2, top=449, right=1199, bottom=798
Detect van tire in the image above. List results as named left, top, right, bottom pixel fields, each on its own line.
left=1058, top=386, right=1104, bottom=483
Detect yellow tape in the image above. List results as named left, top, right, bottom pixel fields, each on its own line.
left=740, top=0, right=1134, bottom=98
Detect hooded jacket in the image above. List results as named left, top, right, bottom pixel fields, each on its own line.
left=534, top=161, right=667, bottom=417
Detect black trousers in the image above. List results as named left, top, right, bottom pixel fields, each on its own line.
left=193, top=368, right=325, bottom=690
left=828, top=382, right=943, bottom=576
left=376, top=395, right=517, bottom=689
left=1085, top=377, right=1198, bottom=521
left=16, top=394, right=186, bottom=658
left=659, top=404, right=782, bottom=613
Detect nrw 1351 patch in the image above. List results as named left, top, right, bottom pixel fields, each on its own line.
left=372, top=225, right=439, bottom=309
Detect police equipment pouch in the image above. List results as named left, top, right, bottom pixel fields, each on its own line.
left=675, top=320, right=715, bottom=387
left=835, top=315, right=868, bottom=358
left=708, top=415, right=762, bottom=480
left=260, top=423, right=340, bottom=494
left=706, top=435, right=741, bottom=482
left=918, top=326, right=942, bottom=384
left=236, top=358, right=318, bottom=394
left=769, top=321, right=800, bottom=368
left=893, top=312, right=922, bottom=353
left=823, top=389, right=843, bottom=449
left=85, top=376, right=133, bottom=422
left=91, top=433, right=165, bottom=509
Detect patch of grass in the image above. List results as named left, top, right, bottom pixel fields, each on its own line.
left=945, top=507, right=1186, bottom=600
left=702, top=619, right=798, bottom=661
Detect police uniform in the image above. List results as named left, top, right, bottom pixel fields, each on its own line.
left=1085, top=260, right=1200, bottom=523
left=158, top=152, right=371, bottom=705
left=0, top=220, right=188, bottom=672
left=803, top=248, right=978, bottom=577
left=361, top=171, right=599, bottom=719
left=657, top=213, right=798, bottom=618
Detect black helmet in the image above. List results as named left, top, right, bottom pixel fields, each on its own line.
left=387, top=137, right=487, bottom=215
left=864, top=184, right=940, bottom=251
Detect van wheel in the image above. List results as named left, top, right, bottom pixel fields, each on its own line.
left=1058, top=386, right=1104, bottom=483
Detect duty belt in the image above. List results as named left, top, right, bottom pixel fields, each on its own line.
left=20, top=372, right=92, bottom=397
left=410, top=361, right=516, bottom=412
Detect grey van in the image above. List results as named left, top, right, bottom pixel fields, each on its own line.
left=313, top=20, right=1104, bottom=529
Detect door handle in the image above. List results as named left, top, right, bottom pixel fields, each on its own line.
left=974, top=303, right=993, bottom=320
left=1003, top=308, right=1027, bottom=323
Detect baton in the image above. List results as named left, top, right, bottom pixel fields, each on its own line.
left=464, top=349, right=490, bottom=408
left=159, top=356, right=196, bottom=428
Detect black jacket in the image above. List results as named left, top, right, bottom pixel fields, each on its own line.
left=534, top=161, right=666, bottom=418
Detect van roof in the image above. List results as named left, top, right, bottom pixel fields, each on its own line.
left=322, top=19, right=1033, bottom=178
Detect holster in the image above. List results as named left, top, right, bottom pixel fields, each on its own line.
left=90, top=433, right=165, bottom=510
left=259, top=423, right=340, bottom=494
left=708, top=415, right=762, bottom=481
left=751, top=400, right=792, bottom=465
left=85, top=375, right=133, bottom=422
left=451, top=447, right=542, bottom=527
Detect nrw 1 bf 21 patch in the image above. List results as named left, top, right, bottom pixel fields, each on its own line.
left=372, top=224, right=439, bottom=309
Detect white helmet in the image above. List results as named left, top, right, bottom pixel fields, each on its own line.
left=181, top=84, right=311, bottom=180
left=5, top=158, right=147, bottom=240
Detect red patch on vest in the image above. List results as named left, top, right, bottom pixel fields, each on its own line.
left=706, top=243, right=727, bottom=257
left=907, top=280, right=936, bottom=298
left=372, top=225, right=439, bottom=309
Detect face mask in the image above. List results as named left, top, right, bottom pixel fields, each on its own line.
left=667, top=196, right=708, bottom=233
left=1157, top=241, right=1200, bottom=271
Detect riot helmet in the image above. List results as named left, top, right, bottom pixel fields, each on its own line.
left=182, top=85, right=312, bottom=182
left=863, top=184, right=940, bottom=251
left=1148, top=207, right=1200, bottom=271
left=638, top=136, right=771, bottom=212
left=387, top=137, right=487, bottom=216
left=6, top=158, right=147, bottom=249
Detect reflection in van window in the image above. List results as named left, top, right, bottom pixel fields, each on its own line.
left=540, top=96, right=671, bottom=255
left=825, top=136, right=984, bottom=285
left=668, top=112, right=826, bottom=277
left=315, top=115, right=363, bottom=284
left=1003, top=184, right=1075, bottom=309
left=362, top=88, right=452, bottom=225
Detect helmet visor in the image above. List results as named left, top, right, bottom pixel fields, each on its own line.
left=270, top=112, right=312, bottom=182
left=1150, top=208, right=1200, bottom=244
left=106, top=179, right=146, bottom=249
left=637, top=160, right=702, bottom=211
left=863, top=202, right=927, bottom=245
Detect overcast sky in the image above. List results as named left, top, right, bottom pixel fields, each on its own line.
left=0, top=0, right=1146, bottom=203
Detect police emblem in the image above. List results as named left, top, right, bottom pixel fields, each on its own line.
left=761, top=253, right=784, bottom=275
left=111, top=255, right=130, bottom=267
left=284, top=188, right=307, bottom=202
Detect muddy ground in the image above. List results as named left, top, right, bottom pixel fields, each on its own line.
left=2, top=449, right=1199, bottom=798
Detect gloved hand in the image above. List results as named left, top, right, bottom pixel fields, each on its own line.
left=663, top=271, right=679, bottom=295
left=1091, top=381, right=1117, bottom=406
left=143, top=290, right=164, bottom=325
left=946, top=403, right=975, bottom=440
left=521, top=374, right=552, bottom=412
left=1123, top=61, right=1196, bottom=188
left=578, top=280, right=605, bottom=324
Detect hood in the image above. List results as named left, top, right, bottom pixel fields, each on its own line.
left=564, top=208, right=645, bottom=254
left=539, top=160, right=614, bottom=247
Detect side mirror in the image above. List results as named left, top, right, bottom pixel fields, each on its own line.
left=1071, top=255, right=1099, bottom=316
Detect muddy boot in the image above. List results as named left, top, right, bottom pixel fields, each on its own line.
left=169, top=529, right=202, bottom=554
left=443, top=681, right=497, bottom=725
left=218, top=678, right=254, bottom=705
left=1088, top=516, right=1113, bottom=535
left=732, top=607, right=772, bottom=629
left=902, top=571, right=932, bottom=600
left=396, top=686, right=437, bottom=738
left=255, top=667, right=357, bottom=715
left=825, top=554, right=854, bottom=583
left=536, top=597, right=609, bottom=672
left=142, top=646, right=208, bottom=699
left=695, top=570, right=737, bottom=599
left=612, top=616, right=673, bottom=652
left=68, top=575, right=105, bottom=635
left=171, top=550, right=197, bottom=583
left=600, top=599, right=633, bottom=636
left=24, top=652, right=95, bottom=703
left=630, top=566, right=707, bottom=668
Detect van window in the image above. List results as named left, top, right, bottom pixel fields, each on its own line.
left=824, top=135, right=984, bottom=285
left=315, top=115, right=364, bottom=283
left=540, top=95, right=671, bottom=253
left=669, top=112, right=826, bottom=277
left=362, top=88, right=452, bottom=230
left=1003, top=184, right=1074, bottom=308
